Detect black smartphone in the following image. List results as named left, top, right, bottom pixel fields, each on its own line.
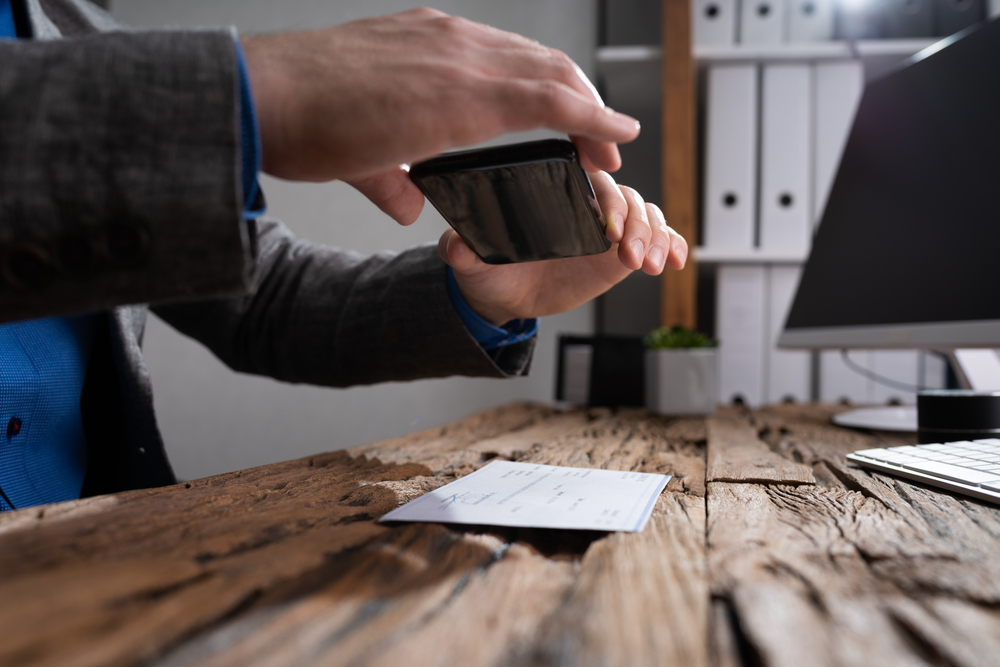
left=409, top=139, right=612, bottom=264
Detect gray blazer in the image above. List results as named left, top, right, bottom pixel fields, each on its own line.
left=0, top=0, right=534, bottom=495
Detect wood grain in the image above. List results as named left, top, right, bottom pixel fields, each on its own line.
left=707, top=404, right=1000, bottom=667
left=661, top=0, right=698, bottom=328
left=8, top=402, right=1000, bottom=667
left=0, top=404, right=709, bottom=667
left=706, top=414, right=815, bottom=485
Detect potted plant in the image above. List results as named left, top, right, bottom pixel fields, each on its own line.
left=643, top=326, right=718, bottom=416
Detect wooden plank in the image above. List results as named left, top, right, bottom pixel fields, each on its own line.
left=0, top=405, right=709, bottom=667
left=707, top=404, right=1000, bottom=667
left=661, top=0, right=698, bottom=328
left=152, top=410, right=710, bottom=667
left=706, top=415, right=815, bottom=485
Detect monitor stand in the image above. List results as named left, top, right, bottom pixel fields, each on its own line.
left=830, top=350, right=1000, bottom=433
left=832, top=405, right=917, bottom=432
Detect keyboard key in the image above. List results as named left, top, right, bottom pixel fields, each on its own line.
left=863, top=450, right=921, bottom=465
left=916, top=451, right=951, bottom=461
left=902, top=460, right=1000, bottom=485
left=951, top=458, right=984, bottom=468
left=851, top=448, right=887, bottom=458
left=974, top=439, right=1000, bottom=446
left=938, top=444, right=976, bottom=455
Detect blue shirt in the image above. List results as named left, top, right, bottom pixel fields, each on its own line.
left=0, top=1, right=535, bottom=509
left=0, top=0, right=96, bottom=511
left=0, top=0, right=13, bottom=37
left=0, top=317, right=95, bottom=509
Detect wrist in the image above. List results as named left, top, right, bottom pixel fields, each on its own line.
left=450, top=274, right=515, bottom=327
left=240, top=35, right=287, bottom=178
left=446, top=268, right=538, bottom=350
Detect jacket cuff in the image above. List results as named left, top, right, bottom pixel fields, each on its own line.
left=0, top=29, right=249, bottom=322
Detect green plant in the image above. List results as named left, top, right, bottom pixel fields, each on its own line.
left=643, top=326, right=717, bottom=350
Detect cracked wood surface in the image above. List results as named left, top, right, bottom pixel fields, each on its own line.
left=706, top=415, right=815, bottom=485
left=708, top=404, right=1000, bottom=667
left=0, top=403, right=707, bottom=667
left=5, top=402, right=1000, bottom=667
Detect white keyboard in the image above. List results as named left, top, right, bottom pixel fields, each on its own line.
left=847, top=439, right=1000, bottom=504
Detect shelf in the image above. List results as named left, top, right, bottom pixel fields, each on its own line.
left=596, top=38, right=937, bottom=111
left=694, top=246, right=808, bottom=264
left=695, top=38, right=937, bottom=63
left=596, top=38, right=939, bottom=65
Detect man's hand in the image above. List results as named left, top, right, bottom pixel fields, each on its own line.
left=440, top=171, right=688, bottom=326
left=241, top=8, right=640, bottom=225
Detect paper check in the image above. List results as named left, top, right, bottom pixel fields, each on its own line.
left=380, top=461, right=670, bottom=532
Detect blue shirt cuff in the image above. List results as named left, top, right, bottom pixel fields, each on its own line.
left=234, top=37, right=266, bottom=220
left=446, top=267, right=538, bottom=350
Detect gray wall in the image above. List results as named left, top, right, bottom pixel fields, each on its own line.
left=110, top=0, right=599, bottom=480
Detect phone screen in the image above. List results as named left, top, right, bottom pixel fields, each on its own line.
left=411, top=141, right=611, bottom=264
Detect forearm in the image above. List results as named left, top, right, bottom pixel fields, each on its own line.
left=152, top=218, right=534, bottom=386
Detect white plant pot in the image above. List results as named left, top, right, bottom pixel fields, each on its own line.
left=645, top=349, right=718, bottom=416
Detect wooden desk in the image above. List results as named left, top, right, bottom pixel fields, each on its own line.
left=3, top=403, right=999, bottom=667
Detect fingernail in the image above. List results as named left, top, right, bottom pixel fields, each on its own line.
left=648, top=246, right=664, bottom=269
left=610, top=212, right=623, bottom=239
left=607, top=108, right=640, bottom=133
left=629, top=239, right=644, bottom=262
left=676, top=244, right=688, bottom=267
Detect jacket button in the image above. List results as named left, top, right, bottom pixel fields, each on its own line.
left=7, top=417, right=22, bottom=438
left=3, top=245, right=51, bottom=288
left=106, top=224, right=149, bottom=265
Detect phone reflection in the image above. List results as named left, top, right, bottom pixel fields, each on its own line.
left=415, top=152, right=610, bottom=264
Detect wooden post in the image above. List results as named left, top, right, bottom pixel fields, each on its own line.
left=661, top=0, right=698, bottom=329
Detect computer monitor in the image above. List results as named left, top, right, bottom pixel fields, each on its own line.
left=778, top=19, right=1000, bottom=354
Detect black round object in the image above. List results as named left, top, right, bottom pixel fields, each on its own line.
left=917, top=390, right=1000, bottom=444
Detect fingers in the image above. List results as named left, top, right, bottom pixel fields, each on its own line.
left=590, top=172, right=688, bottom=275
left=590, top=171, right=628, bottom=243
left=574, top=135, right=623, bottom=173
left=661, top=216, right=689, bottom=271
left=617, top=186, right=651, bottom=271
left=642, top=202, right=688, bottom=272
left=437, top=228, right=483, bottom=272
left=346, top=168, right=426, bottom=226
left=466, top=33, right=634, bottom=170
left=484, top=78, right=640, bottom=160
left=643, top=202, right=670, bottom=274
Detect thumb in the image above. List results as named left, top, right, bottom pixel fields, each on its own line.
left=437, top=228, right=483, bottom=273
left=347, top=167, right=426, bottom=226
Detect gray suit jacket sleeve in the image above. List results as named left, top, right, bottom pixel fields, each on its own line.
left=0, top=27, right=251, bottom=323
left=2, top=11, right=534, bottom=384
left=152, top=218, right=534, bottom=385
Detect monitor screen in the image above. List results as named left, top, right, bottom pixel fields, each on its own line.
left=779, top=19, right=1000, bottom=350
